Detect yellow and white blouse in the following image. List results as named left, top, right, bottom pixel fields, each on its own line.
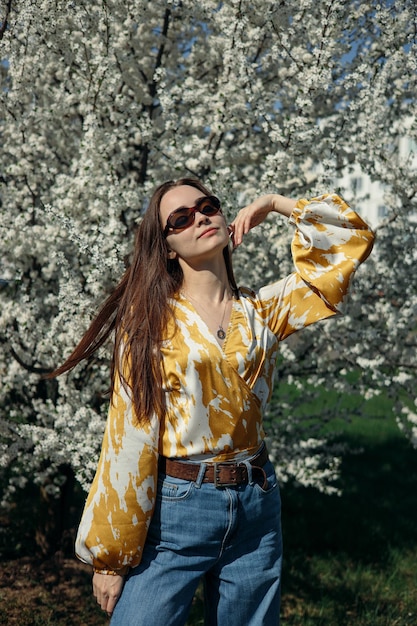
left=75, top=194, right=374, bottom=574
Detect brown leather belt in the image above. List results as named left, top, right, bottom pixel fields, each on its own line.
left=159, top=444, right=269, bottom=489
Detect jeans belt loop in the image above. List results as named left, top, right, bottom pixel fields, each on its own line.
left=195, top=462, right=207, bottom=489
left=242, top=459, right=254, bottom=485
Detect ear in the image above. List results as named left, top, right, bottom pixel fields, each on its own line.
left=167, top=249, right=178, bottom=260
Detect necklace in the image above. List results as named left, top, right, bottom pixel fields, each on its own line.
left=182, top=290, right=230, bottom=340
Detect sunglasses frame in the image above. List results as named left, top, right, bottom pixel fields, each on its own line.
left=163, top=195, right=221, bottom=237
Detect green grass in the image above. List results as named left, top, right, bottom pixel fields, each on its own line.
left=279, top=410, right=417, bottom=625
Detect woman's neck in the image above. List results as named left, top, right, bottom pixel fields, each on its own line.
left=182, top=275, right=232, bottom=304
left=179, top=258, right=232, bottom=303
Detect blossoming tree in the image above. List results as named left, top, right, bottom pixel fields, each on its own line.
left=1, top=0, right=416, bottom=547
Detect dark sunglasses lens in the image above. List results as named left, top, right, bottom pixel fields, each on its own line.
left=170, top=209, right=194, bottom=229
left=199, top=200, right=220, bottom=216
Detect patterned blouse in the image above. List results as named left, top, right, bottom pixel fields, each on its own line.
left=75, top=194, right=374, bottom=574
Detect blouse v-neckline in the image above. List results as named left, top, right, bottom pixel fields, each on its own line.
left=178, top=292, right=236, bottom=350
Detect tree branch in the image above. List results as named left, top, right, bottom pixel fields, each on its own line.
left=10, top=346, right=51, bottom=375
left=0, top=0, right=12, bottom=40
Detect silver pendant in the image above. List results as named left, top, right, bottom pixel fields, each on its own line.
left=217, top=327, right=226, bottom=340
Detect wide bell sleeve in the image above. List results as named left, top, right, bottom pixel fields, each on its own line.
left=75, top=371, right=159, bottom=574
left=258, top=193, right=374, bottom=339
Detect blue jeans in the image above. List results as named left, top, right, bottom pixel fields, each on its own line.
left=110, top=458, right=282, bottom=626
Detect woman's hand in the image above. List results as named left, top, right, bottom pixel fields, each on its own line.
left=229, top=193, right=296, bottom=247
left=93, top=571, right=125, bottom=616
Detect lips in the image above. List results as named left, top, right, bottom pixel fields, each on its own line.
left=198, top=227, right=219, bottom=238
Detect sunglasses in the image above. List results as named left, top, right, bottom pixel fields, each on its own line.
left=163, top=195, right=222, bottom=237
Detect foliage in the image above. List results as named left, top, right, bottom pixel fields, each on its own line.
left=0, top=0, right=416, bottom=532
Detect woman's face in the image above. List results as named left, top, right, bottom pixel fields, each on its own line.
left=160, top=185, right=229, bottom=263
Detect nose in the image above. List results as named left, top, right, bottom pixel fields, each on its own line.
left=196, top=211, right=211, bottom=225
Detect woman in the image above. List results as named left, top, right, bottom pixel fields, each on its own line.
left=52, top=178, right=374, bottom=625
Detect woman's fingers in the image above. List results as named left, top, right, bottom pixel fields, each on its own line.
left=230, top=195, right=274, bottom=246
left=93, top=572, right=124, bottom=616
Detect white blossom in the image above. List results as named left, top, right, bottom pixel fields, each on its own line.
left=1, top=0, right=416, bottom=503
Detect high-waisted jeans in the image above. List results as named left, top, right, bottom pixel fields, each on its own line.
left=110, top=458, right=282, bottom=626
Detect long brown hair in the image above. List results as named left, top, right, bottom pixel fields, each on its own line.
left=49, top=178, right=238, bottom=425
